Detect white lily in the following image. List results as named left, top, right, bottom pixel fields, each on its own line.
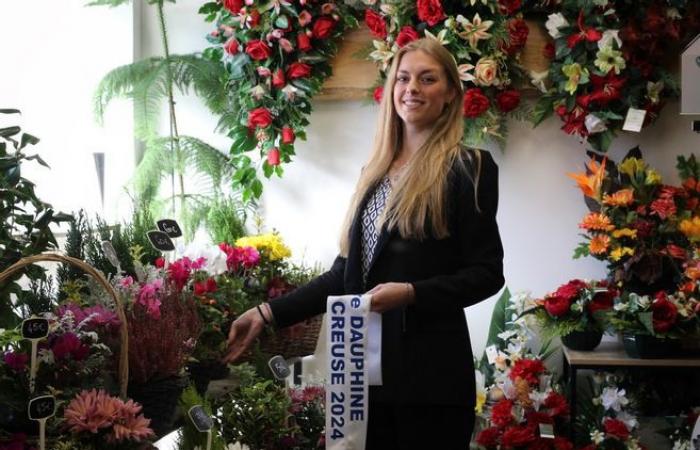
left=545, top=13, right=569, bottom=39
left=369, top=39, right=395, bottom=71
left=600, top=386, right=629, bottom=412
left=282, top=84, right=302, bottom=100
left=424, top=28, right=450, bottom=46
left=598, top=29, right=622, bottom=50
left=457, top=13, right=493, bottom=48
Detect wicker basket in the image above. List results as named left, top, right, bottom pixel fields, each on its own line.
left=259, top=314, right=323, bottom=358
left=0, top=252, right=129, bottom=398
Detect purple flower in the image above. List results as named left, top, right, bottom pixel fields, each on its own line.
left=3, top=351, right=29, bottom=372
left=51, top=332, right=90, bottom=361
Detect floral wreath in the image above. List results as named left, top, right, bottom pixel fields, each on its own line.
left=200, top=0, right=358, bottom=200
left=364, top=0, right=530, bottom=147
left=532, top=0, right=700, bottom=152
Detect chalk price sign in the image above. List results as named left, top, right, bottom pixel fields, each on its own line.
left=21, top=318, right=49, bottom=340
left=188, top=405, right=213, bottom=432
left=147, top=230, right=175, bottom=252
left=28, top=395, right=56, bottom=421
left=157, top=219, right=183, bottom=238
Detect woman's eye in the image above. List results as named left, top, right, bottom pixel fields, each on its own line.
left=421, top=77, right=435, bottom=83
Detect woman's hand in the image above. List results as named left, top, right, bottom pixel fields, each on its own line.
left=222, top=307, right=266, bottom=363
left=365, top=282, right=415, bottom=313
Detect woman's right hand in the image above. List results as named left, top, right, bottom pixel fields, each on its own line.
left=222, top=307, right=266, bottom=363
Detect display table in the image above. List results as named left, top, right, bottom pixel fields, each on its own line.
left=562, top=340, right=700, bottom=440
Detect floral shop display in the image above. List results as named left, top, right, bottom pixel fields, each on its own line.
left=522, top=279, right=617, bottom=351
left=365, top=0, right=529, bottom=146
left=533, top=0, right=700, bottom=152
left=569, top=149, right=700, bottom=356
left=199, top=0, right=358, bottom=201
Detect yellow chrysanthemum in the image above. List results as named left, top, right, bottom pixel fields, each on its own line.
left=680, top=217, right=700, bottom=241
left=618, top=158, right=646, bottom=178
left=235, top=233, right=292, bottom=261
left=645, top=169, right=662, bottom=185
left=603, top=188, right=634, bottom=207
left=589, top=234, right=611, bottom=254
left=610, top=246, right=635, bottom=262
left=611, top=228, right=638, bottom=239
left=579, top=212, right=615, bottom=231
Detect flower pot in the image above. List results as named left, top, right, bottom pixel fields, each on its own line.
left=621, top=334, right=680, bottom=359
left=561, top=330, right=603, bottom=351
left=187, top=359, right=230, bottom=396
left=127, top=375, right=189, bottom=438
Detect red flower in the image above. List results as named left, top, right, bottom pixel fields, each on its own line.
left=650, top=197, right=676, bottom=219
left=503, top=19, right=529, bottom=55
left=373, top=86, right=384, bottom=104
left=495, top=89, right=521, bottom=113
left=463, top=88, right=490, bottom=118
left=52, top=332, right=90, bottom=361
left=272, top=68, right=286, bottom=89
left=567, top=10, right=603, bottom=48
left=476, top=427, right=501, bottom=447
left=416, top=0, right=446, bottom=27
left=554, top=279, right=587, bottom=300
left=588, top=290, right=615, bottom=314
left=491, top=399, right=514, bottom=427
left=267, top=148, right=281, bottom=166
left=396, top=26, right=420, bottom=48
left=3, top=351, right=28, bottom=372
left=224, top=38, right=239, bottom=55
left=651, top=294, right=678, bottom=333
left=554, top=437, right=574, bottom=450
left=297, top=33, right=312, bottom=52
left=664, top=244, right=687, bottom=260
left=268, top=276, right=295, bottom=299
left=287, top=62, right=312, bottom=79
left=312, top=16, right=335, bottom=39
left=248, top=107, right=273, bottom=129
left=364, top=9, right=387, bottom=39
left=543, top=42, right=555, bottom=59
left=498, top=0, right=521, bottom=15
left=223, top=0, right=243, bottom=15
left=501, top=425, right=536, bottom=447
left=561, top=107, right=588, bottom=137
left=603, top=418, right=630, bottom=440
left=525, top=410, right=553, bottom=425
left=245, top=40, right=272, bottom=60
left=282, top=126, right=295, bottom=144
left=509, top=358, right=546, bottom=385
left=544, top=295, right=571, bottom=317
left=544, top=391, right=570, bottom=417
left=194, top=281, right=208, bottom=296
left=155, top=257, right=165, bottom=268
left=248, top=9, right=261, bottom=27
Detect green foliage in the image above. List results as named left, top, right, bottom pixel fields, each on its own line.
left=677, top=154, right=700, bottom=181
left=205, top=196, right=248, bottom=245
left=177, top=386, right=228, bottom=450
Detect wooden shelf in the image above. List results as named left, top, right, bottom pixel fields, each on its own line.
left=563, top=340, right=700, bottom=368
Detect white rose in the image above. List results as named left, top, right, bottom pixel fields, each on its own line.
left=474, top=57, right=499, bottom=86
left=598, top=29, right=622, bottom=50
left=546, top=13, right=569, bottom=39
left=585, top=114, right=608, bottom=134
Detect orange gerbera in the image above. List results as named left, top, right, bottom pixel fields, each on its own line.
left=603, top=188, right=634, bottom=207
left=568, top=157, right=607, bottom=200
left=589, top=234, right=610, bottom=254
left=579, top=212, right=615, bottom=231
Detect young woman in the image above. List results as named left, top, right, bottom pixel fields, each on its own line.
left=225, top=38, right=504, bottom=449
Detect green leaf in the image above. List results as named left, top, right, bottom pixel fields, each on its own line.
left=639, top=311, right=655, bottom=335
left=0, top=127, right=21, bottom=139
left=198, top=1, right=220, bottom=13
left=23, top=154, right=49, bottom=168
left=275, top=15, right=289, bottom=29
left=0, top=109, right=20, bottom=115
left=19, top=133, right=39, bottom=150
left=572, top=241, right=590, bottom=259
left=485, top=287, right=511, bottom=349
left=4, top=164, right=20, bottom=187
left=251, top=178, right=263, bottom=198
left=532, top=97, right=555, bottom=127
left=86, top=0, right=132, bottom=7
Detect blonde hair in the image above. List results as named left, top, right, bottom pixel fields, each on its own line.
left=339, top=38, right=482, bottom=256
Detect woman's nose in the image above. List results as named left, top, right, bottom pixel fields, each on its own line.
left=406, top=78, right=419, bottom=93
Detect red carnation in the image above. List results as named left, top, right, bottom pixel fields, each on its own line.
left=650, top=197, right=676, bottom=219
left=504, top=19, right=529, bottom=55
left=588, top=289, right=615, bottom=314
left=364, top=9, right=387, bottom=39
left=554, top=437, right=574, bottom=450
left=603, top=418, right=630, bottom=440
left=544, top=391, right=569, bottom=417
left=297, top=33, right=312, bottom=52
left=267, top=148, right=281, bottom=166
left=224, top=0, right=243, bottom=15
left=416, top=0, right=446, bottom=27
left=224, top=38, right=239, bottom=55
left=287, top=62, right=312, bottom=79
left=396, top=26, right=419, bottom=48
left=272, top=68, right=286, bottom=89
left=509, top=358, right=545, bottom=385
left=651, top=294, right=678, bottom=333
left=498, top=0, right=521, bottom=15
left=491, top=399, right=514, bottom=427
left=312, top=16, right=335, bottom=39
left=462, top=88, right=489, bottom=118
left=373, top=86, right=384, bottom=104
left=554, top=279, right=587, bottom=300
left=248, top=107, right=273, bottom=129
left=501, top=425, right=536, bottom=447
left=476, top=427, right=501, bottom=447
left=155, top=257, right=165, bottom=268
left=495, top=89, right=521, bottom=113
left=52, top=332, right=90, bottom=361
left=544, top=295, right=571, bottom=317
left=245, top=40, right=272, bottom=60
left=281, top=126, right=295, bottom=144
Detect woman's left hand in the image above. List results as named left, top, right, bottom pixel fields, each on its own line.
left=365, top=282, right=415, bottom=313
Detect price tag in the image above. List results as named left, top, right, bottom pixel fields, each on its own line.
left=268, top=355, right=291, bottom=380
left=485, top=345, right=498, bottom=365
left=147, top=230, right=175, bottom=252
left=622, top=107, right=646, bottom=132
left=28, top=395, right=56, bottom=450
left=101, top=240, right=122, bottom=272
left=188, top=405, right=214, bottom=432
left=21, top=318, right=49, bottom=340
left=538, top=423, right=554, bottom=439
left=157, top=219, right=183, bottom=238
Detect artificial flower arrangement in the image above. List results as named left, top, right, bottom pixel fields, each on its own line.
left=609, top=291, right=699, bottom=339
left=198, top=0, right=358, bottom=201
left=365, top=0, right=529, bottom=146
left=662, top=408, right=699, bottom=450
left=532, top=0, right=700, bottom=152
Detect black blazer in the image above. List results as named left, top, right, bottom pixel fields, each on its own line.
left=269, top=149, right=504, bottom=406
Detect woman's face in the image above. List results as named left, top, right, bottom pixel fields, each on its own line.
left=392, top=50, right=455, bottom=133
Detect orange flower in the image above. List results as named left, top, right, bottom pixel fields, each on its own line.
left=685, top=262, right=700, bottom=281
left=603, top=188, right=634, bottom=207
left=589, top=234, right=610, bottom=254
left=579, top=212, right=615, bottom=231
left=568, top=157, right=607, bottom=200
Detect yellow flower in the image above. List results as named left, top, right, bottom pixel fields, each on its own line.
left=235, top=233, right=292, bottom=261
left=610, top=247, right=635, bottom=262
left=589, top=234, right=611, bottom=254
left=680, top=217, right=700, bottom=241
left=603, top=188, right=634, bottom=207
left=611, top=228, right=638, bottom=239
left=645, top=169, right=662, bottom=185
left=579, top=212, right=615, bottom=231
left=562, top=63, right=589, bottom=95
left=618, top=158, right=646, bottom=179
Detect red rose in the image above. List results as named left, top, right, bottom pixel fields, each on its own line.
left=603, top=418, right=630, bottom=440
left=491, top=399, right=514, bottom=427
left=588, top=289, right=616, bottom=314
left=416, top=0, right=446, bottom=27
left=247, top=107, right=273, bottom=129
left=248, top=9, right=261, bottom=27
left=501, top=425, right=536, bottom=447
left=554, top=437, right=574, bottom=450
left=224, top=38, right=239, bottom=55
left=281, top=126, right=295, bottom=144
left=245, top=40, right=271, bottom=60
left=286, top=62, right=312, bottom=79
left=312, top=16, right=335, bottom=39
left=504, top=19, right=529, bottom=55
left=544, top=295, right=571, bottom=317
left=495, top=89, right=521, bottom=113
left=364, top=9, right=387, bottom=39
left=498, top=0, right=521, bottom=15
left=224, top=0, right=243, bottom=15
left=297, top=33, right=312, bottom=52
left=155, top=257, right=165, bottom=268
left=554, top=279, right=587, bottom=300
left=651, top=295, right=678, bottom=333
left=462, top=88, right=489, bottom=118
left=205, top=278, right=217, bottom=292
left=475, top=427, right=501, bottom=447
left=267, top=148, right=281, bottom=166
left=396, top=26, right=420, bottom=48
left=373, top=86, right=384, bottom=104
left=544, top=392, right=569, bottom=417
left=543, top=42, right=555, bottom=59
left=272, top=68, right=286, bottom=89
left=194, top=281, right=208, bottom=296
left=509, top=358, right=545, bottom=385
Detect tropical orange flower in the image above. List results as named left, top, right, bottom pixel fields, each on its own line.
left=568, top=157, right=607, bottom=200
left=589, top=234, right=610, bottom=254
left=685, top=262, right=700, bottom=281
left=603, top=188, right=634, bottom=207
left=680, top=217, right=700, bottom=241
left=579, top=212, right=615, bottom=231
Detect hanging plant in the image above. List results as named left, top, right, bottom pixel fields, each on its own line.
left=200, top=0, right=358, bottom=201
left=364, top=0, right=530, bottom=147
left=532, top=0, right=700, bottom=152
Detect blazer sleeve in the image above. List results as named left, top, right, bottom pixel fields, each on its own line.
left=410, top=150, right=505, bottom=312
left=267, top=254, right=346, bottom=328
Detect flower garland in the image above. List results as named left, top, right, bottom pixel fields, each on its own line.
left=364, top=0, right=530, bottom=147
left=532, top=0, right=700, bottom=152
left=200, top=0, right=358, bottom=200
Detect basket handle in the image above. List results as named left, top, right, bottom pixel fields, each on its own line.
left=0, top=253, right=129, bottom=398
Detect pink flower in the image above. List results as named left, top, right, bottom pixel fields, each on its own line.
left=137, top=279, right=164, bottom=319
left=51, top=332, right=90, bottom=361
left=3, top=351, right=28, bottom=372
left=219, top=244, right=260, bottom=271
left=120, top=276, right=134, bottom=288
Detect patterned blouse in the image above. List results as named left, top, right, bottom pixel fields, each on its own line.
left=360, top=175, right=393, bottom=284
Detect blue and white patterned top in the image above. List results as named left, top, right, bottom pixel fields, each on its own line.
left=360, top=175, right=393, bottom=284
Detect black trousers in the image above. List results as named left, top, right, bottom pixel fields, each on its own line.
left=365, top=401, right=475, bottom=450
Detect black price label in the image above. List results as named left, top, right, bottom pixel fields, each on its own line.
left=157, top=219, right=183, bottom=238
left=268, top=355, right=291, bottom=380
left=21, top=318, right=49, bottom=340
left=147, top=230, right=175, bottom=252
left=188, top=405, right=213, bottom=432
left=28, top=395, right=56, bottom=420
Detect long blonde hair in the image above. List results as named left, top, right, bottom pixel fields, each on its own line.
left=339, top=38, right=481, bottom=256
